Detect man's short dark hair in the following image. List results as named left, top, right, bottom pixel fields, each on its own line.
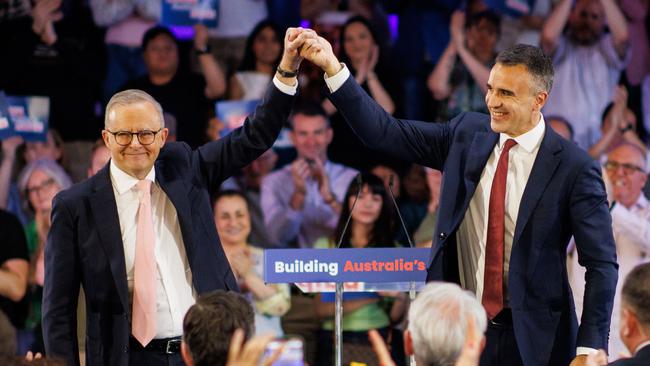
left=495, top=44, right=554, bottom=93
left=546, top=115, right=574, bottom=139
left=288, top=102, right=330, bottom=129
left=182, top=291, right=254, bottom=366
left=141, top=26, right=178, bottom=51
left=622, top=263, right=650, bottom=328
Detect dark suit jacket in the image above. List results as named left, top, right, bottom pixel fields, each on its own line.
left=42, top=84, right=294, bottom=366
left=609, top=344, right=650, bottom=365
left=328, top=77, right=618, bottom=366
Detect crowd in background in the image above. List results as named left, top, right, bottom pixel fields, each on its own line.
left=0, top=0, right=649, bottom=364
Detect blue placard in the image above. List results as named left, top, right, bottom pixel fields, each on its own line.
left=162, top=0, right=219, bottom=28
left=264, top=248, right=430, bottom=284
left=0, top=92, right=14, bottom=140
left=215, top=99, right=260, bottom=138
left=5, top=95, right=49, bottom=142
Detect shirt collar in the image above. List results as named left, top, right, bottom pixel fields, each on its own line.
left=109, top=159, right=156, bottom=195
left=498, top=114, right=546, bottom=153
left=634, top=193, right=649, bottom=210
left=634, top=340, right=650, bottom=355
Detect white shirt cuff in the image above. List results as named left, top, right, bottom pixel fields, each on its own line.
left=576, top=347, right=598, bottom=356
left=324, top=63, right=350, bottom=93
left=272, top=76, right=298, bottom=96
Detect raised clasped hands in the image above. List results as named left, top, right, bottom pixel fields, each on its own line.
left=278, top=28, right=342, bottom=77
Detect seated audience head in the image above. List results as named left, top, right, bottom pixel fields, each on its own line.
left=141, top=26, right=179, bottom=78
left=288, top=102, right=332, bottom=163
left=568, top=0, right=606, bottom=46
left=181, top=290, right=255, bottom=366
left=243, top=149, right=277, bottom=189
left=335, top=172, right=393, bottom=248
left=619, top=263, right=650, bottom=354
left=370, top=164, right=400, bottom=199
left=19, top=159, right=72, bottom=214
left=339, top=16, right=379, bottom=67
left=402, top=164, right=429, bottom=202
left=547, top=115, right=574, bottom=141
left=489, top=44, right=553, bottom=137
left=213, top=190, right=251, bottom=247
left=239, top=20, right=283, bottom=72
left=102, top=89, right=168, bottom=180
left=465, top=10, right=500, bottom=59
left=605, top=143, right=647, bottom=209
left=406, top=282, right=487, bottom=366
left=24, top=129, right=64, bottom=164
left=87, top=139, right=111, bottom=177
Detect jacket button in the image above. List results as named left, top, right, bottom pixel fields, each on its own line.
left=439, top=232, right=447, bottom=240
left=124, top=345, right=129, bottom=353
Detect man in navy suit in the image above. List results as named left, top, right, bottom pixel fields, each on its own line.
left=42, top=28, right=309, bottom=366
left=297, top=31, right=618, bottom=366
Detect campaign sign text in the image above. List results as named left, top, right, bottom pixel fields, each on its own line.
left=264, top=248, right=430, bottom=284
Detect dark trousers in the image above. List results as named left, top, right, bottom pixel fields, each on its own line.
left=479, top=309, right=524, bottom=366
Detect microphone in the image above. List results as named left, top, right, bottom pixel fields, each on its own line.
left=388, top=174, right=415, bottom=248
left=336, top=173, right=363, bottom=249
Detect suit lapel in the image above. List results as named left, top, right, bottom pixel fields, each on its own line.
left=512, top=127, right=562, bottom=247
left=89, top=165, right=130, bottom=312
left=462, top=130, right=498, bottom=210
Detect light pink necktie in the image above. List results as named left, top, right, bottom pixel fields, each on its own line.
left=132, top=179, right=156, bottom=346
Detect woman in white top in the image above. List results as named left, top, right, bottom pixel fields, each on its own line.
left=228, top=20, right=283, bottom=100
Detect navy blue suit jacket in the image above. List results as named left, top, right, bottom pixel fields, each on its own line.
left=42, top=84, right=294, bottom=366
left=609, top=345, right=650, bottom=366
left=328, top=77, right=618, bottom=366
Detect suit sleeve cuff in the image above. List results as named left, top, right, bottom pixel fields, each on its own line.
left=272, top=76, right=298, bottom=96
left=576, top=347, right=598, bottom=356
left=324, top=63, right=350, bottom=93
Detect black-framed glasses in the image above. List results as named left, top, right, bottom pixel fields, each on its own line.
left=604, top=161, right=645, bottom=175
left=26, top=178, right=56, bottom=195
left=106, top=129, right=162, bottom=146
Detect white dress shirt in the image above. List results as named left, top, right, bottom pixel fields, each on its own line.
left=110, top=160, right=196, bottom=338
left=457, top=119, right=545, bottom=301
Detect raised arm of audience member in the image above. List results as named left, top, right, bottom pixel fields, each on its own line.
left=90, top=0, right=159, bottom=26
left=541, top=0, right=574, bottom=54
left=428, top=41, right=458, bottom=100
left=451, top=11, right=490, bottom=94
left=0, top=210, right=29, bottom=302
left=194, top=24, right=227, bottom=99
left=31, top=0, right=62, bottom=45
left=0, top=137, right=23, bottom=209
left=598, top=0, right=629, bottom=56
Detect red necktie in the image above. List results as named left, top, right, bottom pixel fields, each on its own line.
left=482, top=138, right=517, bottom=319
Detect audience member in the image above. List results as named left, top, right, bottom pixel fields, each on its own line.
left=428, top=10, right=499, bottom=120
left=313, top=173, right=407, bottom=366
left=181, top=290, right=255, bottom=366
left=413, top=168, right=442, bottom=246
left=541, top=0, right=630, bottom=150
left=370, top=164, right=401, bottom=200
left=228, top=20, right=283, bottom=100
left=547, top=115, right=575, bottom=141
left=324, top=15, right=397, bottom=170
left=203, top=1, right=268, bottom=77
left=87, top=139, right=111, bottom=177
left=570, top=143, right=649, bottom=359
left=261, top=103, right=357, bottom=247
left=89, top=0, right=159, bottom=103
left=213, top=191, right=290, bottom=335
left=496, top=0, right=552, bottom=50
left=588, top=86, right=648, bottom=161
left=0, top=208, right=29, bottom=334
left=121, top=25, right=227, bottom=148
left=395, top=164, right=429, bottom=245
left=221, top=149, right=279, bottom=247
left=368, top=282, right=487, bottom=366
left=610, top=263, right=650, bottom=365
left=17, top=159, right=72, bottom=354
left=644, top=75, right=650, bottom=145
